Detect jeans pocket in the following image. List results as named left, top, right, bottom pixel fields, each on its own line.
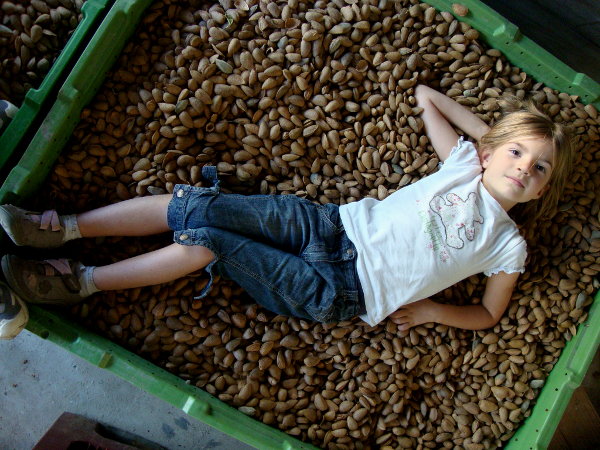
left=304, top=289, right=359, bottom=323
left=302, top=244, right=342, bottom=263
left=317, top=203, right=344, bottom=234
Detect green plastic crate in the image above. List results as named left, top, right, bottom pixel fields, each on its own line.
left=2, top=0, right=599, bottom=448
left=23, top=294, right=600, bottom=450
left=426, top=0, right=600, bottom=109
left=0, top=0, right=112, bottom=176
left=25, top=304, right=315, bottom=449
left=506, top=297, right=600, bottom=450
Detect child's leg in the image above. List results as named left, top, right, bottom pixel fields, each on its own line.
left=92, top=243, right=214, bottom=290
left=1, top=243, right=215, bottom=304
left=0, top=194, right=172, bottom=248
left=170, top=227, right=362, bottom=323
left=172, top=185, right=339, bottom=256
left=77, top=194, right=172, bottom=237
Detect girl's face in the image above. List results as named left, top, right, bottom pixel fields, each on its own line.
left=480, top=136, right=554, bottom=211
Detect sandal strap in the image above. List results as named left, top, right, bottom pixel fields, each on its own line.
left=25, top=209, right=61, bottom=231
left=44, top=259, right=73, bottom=276
left=42, top=259, right=81, bottom=293
left=39, top=210, right=61, bottom=232
left=27, top=209, right=61, bottom=232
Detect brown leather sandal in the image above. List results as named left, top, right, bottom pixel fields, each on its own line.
left=0, top=204, right=66, bottom=248
left=1, top=254, right=88, bottom=305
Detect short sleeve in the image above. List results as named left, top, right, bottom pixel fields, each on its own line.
left=484, top=240, right=528, bottom=277
left=439, top=137, right=481, bottom=170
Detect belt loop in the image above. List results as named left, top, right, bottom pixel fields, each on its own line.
left=200, top=165, right=220, bottom=189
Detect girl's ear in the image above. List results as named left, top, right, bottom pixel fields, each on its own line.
left=479, top=148, right=492, bottom=169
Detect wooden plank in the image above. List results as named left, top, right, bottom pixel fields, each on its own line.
left=480, top=0, right=600, bottom=83
left=550, top=387, right=600, bottom=449
left=541, top=0, right=600, bottom=30
left=549, top=429, right=570, bottom=450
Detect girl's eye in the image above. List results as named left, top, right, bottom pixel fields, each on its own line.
left=535, top=164, right=546, bottom=173
left=510, top=149, right=520, bottom=156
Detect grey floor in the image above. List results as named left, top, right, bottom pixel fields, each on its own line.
left=2, top=329, right=598, bottom=449
left=0, top=329, right=254, bottom=450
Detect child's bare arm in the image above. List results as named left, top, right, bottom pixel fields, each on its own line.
left=415, top=85, right=490, bottom=162
left=389, top=271, right=519, bottom=331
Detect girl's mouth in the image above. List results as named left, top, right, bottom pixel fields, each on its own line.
left=506, top=176, right=524, bottom=188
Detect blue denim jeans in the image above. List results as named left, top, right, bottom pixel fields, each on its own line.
left=166, top=166, right=365, bottom=323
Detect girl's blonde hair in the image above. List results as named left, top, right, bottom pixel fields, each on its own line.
left=477, top=95, right=574, bottom=229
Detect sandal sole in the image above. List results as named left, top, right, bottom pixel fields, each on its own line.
left=0, top=295, right=29, bottom=339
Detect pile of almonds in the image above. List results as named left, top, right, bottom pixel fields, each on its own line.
left=0, top=0, right=84, bottom=105
left=35, top=0, right=598, bottom=448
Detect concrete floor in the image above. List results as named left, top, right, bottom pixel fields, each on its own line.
left=2, top=328, right=598, bottom=449
left=0, top=329, right=253, bottom=450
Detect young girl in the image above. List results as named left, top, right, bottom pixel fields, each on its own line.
left=0, top=85, right=573, bottom=339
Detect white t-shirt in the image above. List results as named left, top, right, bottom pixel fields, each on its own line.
left=339, top=137, right=527, bottom=326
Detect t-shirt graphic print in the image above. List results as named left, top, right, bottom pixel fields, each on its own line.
left=430, top=192, right=484, bottom=250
